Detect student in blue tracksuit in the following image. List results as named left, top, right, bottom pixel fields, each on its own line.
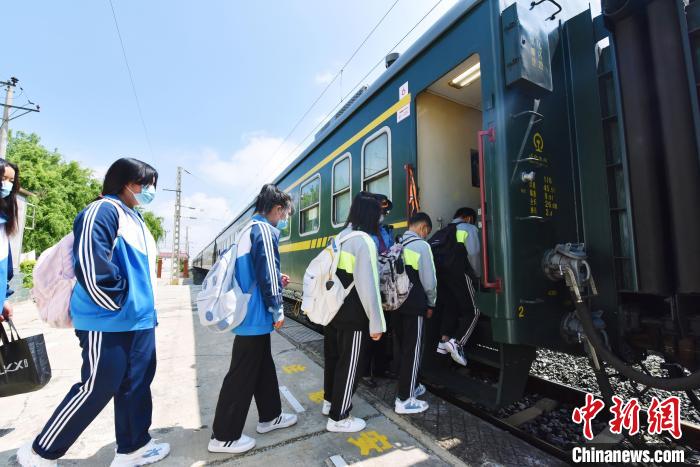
left=208, top=184, right=297, bottom=455
left=0, top=160, right=19, bottom=324
left=364, top=193, right=394, bottom=388
left=18, top=158, right=169, bottom=467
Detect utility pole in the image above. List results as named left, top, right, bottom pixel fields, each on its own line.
left=171, top=166, right=182, bottom=285
left=0, top=78, right=16, bottom=159
left=0, top=77, right=39, bottom=159
left=185, top=225, right=190, bottom=258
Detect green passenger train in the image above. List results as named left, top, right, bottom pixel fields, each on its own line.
left=193, top=0, right=700, bottom=407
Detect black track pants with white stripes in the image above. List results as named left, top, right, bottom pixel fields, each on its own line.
left=437, top=273, right=480, bottom=346
left=33, top=329, right=156, bottom=460
left=323, top=325, right=368, bottom=422
left=394, top=313, right=424, bottom=401
left=212, top=334, right=282, bottom=442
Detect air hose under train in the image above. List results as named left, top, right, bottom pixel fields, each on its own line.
left=543, top=243, right=700, bottom=392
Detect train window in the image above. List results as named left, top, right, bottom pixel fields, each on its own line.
left=279, top=209, right=291, bottom=240
left=332, top=154, right=351, bottom=226
left=362, top=127, right=391, bottom=198
left=299, top=175, right=321, bottom=236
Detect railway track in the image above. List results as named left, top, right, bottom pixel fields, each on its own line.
left=284, top=307, right=700, bottom=465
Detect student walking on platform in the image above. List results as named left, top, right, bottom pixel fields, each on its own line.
left=363, top=193, right=394, bottom=388
left=18, top=158, right=169, bottom=467
left=209, top=184, right=297, bottom=455
left=0, top=160, right=20, bottom=325
left=394, top=213, right=437, bottom=414
left=323, top=192, right=386, bottom=433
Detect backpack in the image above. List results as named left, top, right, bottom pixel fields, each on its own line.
left=301, top=231, right=367, bottom=326
left=31, top=233, right=75, bottom=328
left=378, top=238, right=418, bottom=311
left=31, top=197, right=125, bottom=328
left=428, top=222, right=471, bottom=274
left=196, top=220, right=260, bottom=333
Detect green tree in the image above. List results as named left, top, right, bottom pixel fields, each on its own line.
left=7, top=132, right=102, bottom=253
left=141, top=211, right=165, bottom=243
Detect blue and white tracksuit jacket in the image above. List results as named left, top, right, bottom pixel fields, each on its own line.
left=33, top=196, right=160, bottom=460
left=70, top=195, right=158, bottom=332
left=0, top=216, right=14, bottom=306
left=232, top=214, right=284, bottom=336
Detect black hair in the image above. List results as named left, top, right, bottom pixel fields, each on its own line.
left=345, top=191, right=381, bottom=234
left=102, top=157, right=158, bottom=196
left=454, top=207, right=477, bottom=220
left=254, top=183, right=292, bottom=214
left=0, top=160, right=19, bottom=235
left=409, top=212, right=432, bottom=229
left=370, top=192, right=393, bottom=214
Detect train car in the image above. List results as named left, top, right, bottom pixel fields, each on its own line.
left=193, top=0, right=700, bottom=408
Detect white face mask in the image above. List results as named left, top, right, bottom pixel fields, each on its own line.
left=379, top=215, right=385, bottom=223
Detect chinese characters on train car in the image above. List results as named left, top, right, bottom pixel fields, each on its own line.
left=519, top=132, right=557, bottom=217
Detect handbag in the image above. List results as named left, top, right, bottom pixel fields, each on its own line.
left=0, top=319, right=52, bottom=397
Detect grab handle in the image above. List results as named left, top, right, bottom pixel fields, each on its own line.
left=478, top=128, right=502, bottom=292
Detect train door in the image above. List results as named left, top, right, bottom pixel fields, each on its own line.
left=416, top=53, right=482, bottom=230
left=416, top=53, right=491, bottom=393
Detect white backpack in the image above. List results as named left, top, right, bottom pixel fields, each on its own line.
left=196, top=220, right=259, bottom=333
left=301, top=231, right=366, bottom=326
left=31, top=198, right=125, bottom=328
left=31, top=233, right=76, bottom=328
left=378, top=238, right=418, bottom=311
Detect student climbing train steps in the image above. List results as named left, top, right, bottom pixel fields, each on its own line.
left=392, top=212, right=438, bottom=415
left=430, top=207, right=481, bottom=367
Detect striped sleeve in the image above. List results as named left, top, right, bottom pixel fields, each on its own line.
left=250, top=222, right=283, bottom=311
left=73, top=201, right=127, bottom=311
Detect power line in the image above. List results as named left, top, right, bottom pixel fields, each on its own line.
left=249, top=0, right=403, bottom=190
left=235, top=0, right=410, bottom=208
left=108, top=0, right=154, bottom=158
left=265, top=0, right=447, bottom=185
left=194, top=0, right=447, bottom=233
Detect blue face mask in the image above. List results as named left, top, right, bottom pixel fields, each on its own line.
left=132, top=185, right=156, bottom=206
left=276, top=218, right=288, bottom=231
left=1, top=181, right=12, bottom=199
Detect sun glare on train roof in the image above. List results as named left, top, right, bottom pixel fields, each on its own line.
left=448, top=62, right=481, bottom=89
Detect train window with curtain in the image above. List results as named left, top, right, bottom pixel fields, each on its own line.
left=362, top=127, right=391, bottom=198
left=332, top=154, right=351, bottom=226
left=299, top=175, right=321, bottom=235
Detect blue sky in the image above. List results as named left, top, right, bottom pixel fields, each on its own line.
left=3, top=0, right=600, bottom=255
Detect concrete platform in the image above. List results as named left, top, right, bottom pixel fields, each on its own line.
left=279, top=318, right=566, bottom=467
left=0, top=285, right=453, bottom=466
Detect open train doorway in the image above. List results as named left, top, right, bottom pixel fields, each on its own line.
left=416, top=53, right=482, bottom=230
left=416, top=53, right=495, bottom=400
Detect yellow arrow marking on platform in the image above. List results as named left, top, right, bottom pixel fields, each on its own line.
left=282, top=364, right=306, bottom=374
left=347, top=431, right=393, bottom=456
left=308, top=390, right=325, bottom=403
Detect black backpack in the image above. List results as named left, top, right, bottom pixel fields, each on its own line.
left=429, top=222, right=477, bottom=278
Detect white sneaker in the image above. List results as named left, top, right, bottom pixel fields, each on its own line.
left=442, top=338, right=467, bottom=366
left=326, top=415, right=366, bottom=433
left=414, top=383, right=426, bottom=398
left=321, top=400, right=331, bottom=416
left=16, top=443, right=57, bottom=467
left=256, top=413, right=297, bottom=434
left=436, top=341, right=447, bottom=354
left=207, top=435, right=256, bottom=454
left=395, top=397, right=429, bottom=414
left=110, top=439, right=170, bottom=467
